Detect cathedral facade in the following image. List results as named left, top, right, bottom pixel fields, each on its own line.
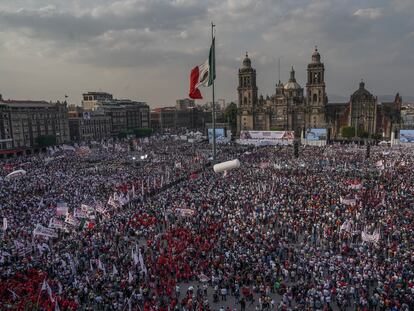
left=236, top=48, right=401, bottom=140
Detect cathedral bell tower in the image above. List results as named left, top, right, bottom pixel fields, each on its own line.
left=237, top=53, right=258, bottom=133
left=306, top=47, right=327, bottom=128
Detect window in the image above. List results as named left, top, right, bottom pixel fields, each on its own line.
left=313, top=94, right=317, bottom=102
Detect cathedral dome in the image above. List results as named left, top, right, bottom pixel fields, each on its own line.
left=284, top=66, right=302, bottom=90
left=242, top=52, right=251, bottom=68
left=284, top=81, right=302, bottom=90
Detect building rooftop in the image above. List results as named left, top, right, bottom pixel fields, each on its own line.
left=83, top=91, right=113, bottom=96
left=0, top=100, right=63, bottom=108
left=152, top=107, right=176, bottom=113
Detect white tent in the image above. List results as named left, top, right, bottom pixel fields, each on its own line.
left=5, top=169, right=27, bottom=181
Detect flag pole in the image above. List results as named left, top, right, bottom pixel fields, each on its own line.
left=211, top=22, right=216, bottom=163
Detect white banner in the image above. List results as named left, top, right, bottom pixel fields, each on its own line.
left=236, top=139, right=293, bottom=146
left=62, top=144, right=76, bottom=151
left=33, top=224, right=58, bottom=238
left=340, top=219, right=353, bottom=233
left=11, top=240, right=31, bottom=257
left=175, top=208, right=195, bottom=217
left=65, top=213, right=79, bottom=227
left=81, top=204, right=96, bottom=219
left=49, top=218, right=65, bottom=230
left=347, top=180, right=362, bottom=190
left=107, top=195, right=120, bottom=208
left=95, top=203, right=107, bottom=214
left=361, top=228, right=380, bottom=243
left=74, top=208, right=94, bottom=219
left=340, top=196, right=357, bottom=206
left=240, top=130, right=294, bottom=140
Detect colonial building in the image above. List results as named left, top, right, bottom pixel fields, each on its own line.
left=176, top=98, right=195, bottom=110
left=81, top=92, right=150, bottom=136
left=150, top=107, right=212, bottom=130
left=0, top=96, right=70, bottom=156
left=326, top=82, right=401, bottom=139
left=236, top=48, right=401, bottom=140
left=68, top=107, right=112, bottom=142
left=237, top=49, right=327, bottom=136
left=82, top=92, right=113, bottom=111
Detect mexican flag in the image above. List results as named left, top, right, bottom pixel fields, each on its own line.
left=189, top=37, right=216, bottom=99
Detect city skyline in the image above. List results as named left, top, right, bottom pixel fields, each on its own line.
left=0, top=0, right=413, bottom=107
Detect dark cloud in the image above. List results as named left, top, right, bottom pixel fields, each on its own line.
left=0, top=1, right=207, bottom=41
left=0, top=0, right=412, bottom=106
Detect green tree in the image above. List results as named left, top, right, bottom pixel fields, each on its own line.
left=118, top=129, right=133, bottom=139
left=358, top=131, right=370, bottom=139
left=134, top=128, right=153, bottom=138
left=341, top=126, right=355, bottom=138
left=270, top=127, right=284, bottom=131
left=37, top=135, right=56, bottom=147
left=224, top=102, right=238, bottom=133
left=371, top=133, right=382, bottom=141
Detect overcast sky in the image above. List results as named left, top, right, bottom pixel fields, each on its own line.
left=0, top=0, right=413, bottom=107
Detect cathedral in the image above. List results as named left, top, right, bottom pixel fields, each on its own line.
left=236, top=48, right=401, bottom=140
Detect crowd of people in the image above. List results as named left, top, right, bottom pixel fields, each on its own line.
left=1, top=134, right=413, bottom=311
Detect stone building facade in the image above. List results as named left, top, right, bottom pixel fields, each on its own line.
left=237, top=48, right=327, bottom=136
left=0, top=97, right=70, bottom=156
left=68, top=107, right=112, bottom=142
left=236, top=48, right=401, bottom=140
left=81, top=92, right=150, bottom=137
left=150, top=107, right=212, bottom=130
left=326, top=83, right=401, bottom=139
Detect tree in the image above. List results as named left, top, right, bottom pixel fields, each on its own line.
left=371, top=133, right=382, bottom=141
left=341, top=126, right=355, bottom=138
left=37, top=135, right=56, bottom=147
left=270, top=127, right=284, bottom=131
left=224, top=102, right=238, bottom=133
left=358, top=131, right=370, bottom=139
left=118, top=129, right=133, bottom=139
left=134, top=128, right=153, bottom=138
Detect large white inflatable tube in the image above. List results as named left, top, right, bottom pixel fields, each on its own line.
left=213, top=159, right=240, bottom=173
left=5, top=169, right=27, bottom=181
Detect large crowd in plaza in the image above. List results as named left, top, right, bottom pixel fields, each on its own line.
left=1, top=133, right=413, bottom=311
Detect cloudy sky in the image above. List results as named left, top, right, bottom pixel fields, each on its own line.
left=0, top=0, right=413, bottom=107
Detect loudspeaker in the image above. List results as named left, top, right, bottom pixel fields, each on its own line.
left=366, top=144, right=370, bottom=159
